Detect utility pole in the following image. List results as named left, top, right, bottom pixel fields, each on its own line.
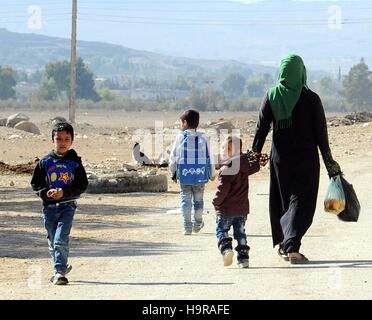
left=69, top=0, right=77, bottom=123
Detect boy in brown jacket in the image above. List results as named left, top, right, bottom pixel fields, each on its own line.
left=212, top=136, right=266, bottom=268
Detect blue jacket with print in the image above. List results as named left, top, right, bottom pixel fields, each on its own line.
left=31, top=149, right=88, bottom=205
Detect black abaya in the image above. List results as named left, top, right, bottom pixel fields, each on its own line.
left=252, top=88, right=337, bottom=253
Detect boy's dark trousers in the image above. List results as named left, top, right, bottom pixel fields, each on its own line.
left=216, top=215, right=250, bottom=259
left=42, top=202, right=76, bottom=274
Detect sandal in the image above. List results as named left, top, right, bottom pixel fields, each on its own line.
left=278, top=247, right=289, bottom=261
left=289, top=253, right=309, bottom=265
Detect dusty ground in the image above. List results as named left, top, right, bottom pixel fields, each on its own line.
left=0, top=110, right=371, bottom=300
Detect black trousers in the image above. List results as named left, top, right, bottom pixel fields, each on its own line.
left=269, top=158, right=320, bottom=253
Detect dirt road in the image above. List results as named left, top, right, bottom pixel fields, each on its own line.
left=0, top=110, right=371, bottom=299
left=0, top=157, right=371, bottom=300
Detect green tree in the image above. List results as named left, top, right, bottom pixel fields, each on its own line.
left=34, top=78, right=59, bottom=101
left=222, top=73, right=246, bottom=98
left=0, top=65, right=16, bottom=100
left=44, top=60, right=70, bottom=93
left=39, top=58, right=99, bottom=101
left=340, top=58, right=372, bottom=111
left=98, top=87, right=117, bottom=101
left=76, top=58, right=100, bottom=101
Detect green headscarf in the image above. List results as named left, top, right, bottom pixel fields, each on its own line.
left=268, top=54, right=307, bottom=130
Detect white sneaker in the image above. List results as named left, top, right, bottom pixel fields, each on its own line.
left=222, top=249, right=234, bottom=267
left=183, top=229, right=192, bottom=235
left=52, top=273, right=68, bottom=285
left=50, top=264, right=72, bottom=283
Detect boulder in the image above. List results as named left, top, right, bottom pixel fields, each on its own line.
left=344, top=112, right=372, bottom=123
left=208, top=121, right=235, bottom=131
left=6, top=113, right=29, bottom=127
left=340, top=118, right=353, bottom=126
left=14, top=121, right=41, bottom=135
left=51, top=116, right=68, bottom=125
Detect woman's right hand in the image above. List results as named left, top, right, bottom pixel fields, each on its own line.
left=326, top=159, right=342, bottom=177
left=249, top=150, right=269, bottom=167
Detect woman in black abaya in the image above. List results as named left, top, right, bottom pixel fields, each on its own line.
left=252, top=54, right=341, bottom=264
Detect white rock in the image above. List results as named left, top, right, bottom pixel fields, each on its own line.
left=8, top=134, right=22, bottom=140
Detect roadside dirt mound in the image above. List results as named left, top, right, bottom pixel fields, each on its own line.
left=328, top=111, right=372, bottom=127
left=0, top=161, right=35, bottom=175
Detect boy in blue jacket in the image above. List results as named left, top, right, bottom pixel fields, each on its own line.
left=31, top=122, right=88, bottom=285
left=169, top=109, right=215, bottom=235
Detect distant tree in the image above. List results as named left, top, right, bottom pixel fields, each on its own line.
left=0, top=65, right=16, bottom=100
left=35, top=78, right=59, bottom=101
left=44, top=60, right=70, bottom=94
left=29, top=70, right=43, bottom=84
left=76, top=58, right=100, bottom=101
left=262, top=73, right=274, bottom=87
left=215, top=96, right=229, bottom=111
left=229, top=99, right=245, bottom=111
left=340, top=58, right=372, bottom=111
left=98, top=87, right=116, bottom=101
left=222, top=73, right=246, bottom=98
left=39, top=58, right=99, bottom=101
left=188, top=88, right=206, bottom=111
left=173, top=75, right=190, bottom=90
left=203, top=86, right=218, bottom=111
left=16, top=70, right=29, bottom=82
left=246, top=79, right=266, bottom=98
left=316, top=76, right=336, bottom=96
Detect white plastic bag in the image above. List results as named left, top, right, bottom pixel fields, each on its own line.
left=324, top=174, right=346, bottom=215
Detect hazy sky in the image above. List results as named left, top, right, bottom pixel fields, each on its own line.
left=1, top=0, right=371, bottom=71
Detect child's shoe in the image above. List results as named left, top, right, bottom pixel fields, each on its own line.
left=236, top=245, right=250, bottom=268
left=222, top=249, right=234, bottom=266
left=183, top=229, right=192, bottom=235
left=218, top=237, right=233, bottom=267
left=193, top=221, right=204, bottom=233
left=50, top=264, right=72, bottom=283
left=52, top=272, right=69, bottom=285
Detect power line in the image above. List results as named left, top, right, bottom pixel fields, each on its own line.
left=0, top=9, right=72, bottom=15
left=0, top=2, right=67, bottom=7
left=77, top=17, right=372, bottom=26
left=0, top=13, right=71, bottom=19
left=78, top=0, right=256, bottom=4
left=78, top=5, right=372, bottom=14
left=78, top=13, right=331, bottom=23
